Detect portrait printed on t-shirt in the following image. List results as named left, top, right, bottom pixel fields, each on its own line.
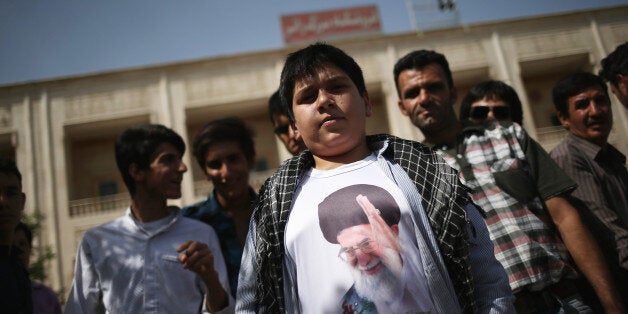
left=318, top=184, right=430, bottom=314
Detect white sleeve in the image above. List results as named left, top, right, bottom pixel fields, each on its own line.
left=64, top=235, right=101, bottom=314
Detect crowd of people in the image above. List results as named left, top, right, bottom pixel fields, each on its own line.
left=1, top=41, right=626, bottom=313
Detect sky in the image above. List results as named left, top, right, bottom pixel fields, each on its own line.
left=1, top=0, right=626, bottom=86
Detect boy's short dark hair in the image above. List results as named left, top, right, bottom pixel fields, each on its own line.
left=115, top=124, right=185, bottom=196
left=393, top=50, right=454, bottom=97
left=0, top=156, right=22, bottom=187
left=552, top=72, right=609, bottom=117
left=460, top=80, right=524, bottom=125
left=268, top=90, right=287, bottom=125
left=599, top=42, right=628, bottom=87
left=193, top=117, right=255, bottom=173
left=279, top=42, right=366, bottom=122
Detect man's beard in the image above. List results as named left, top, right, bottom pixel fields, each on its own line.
left=349, top=247, right=403, bottom=303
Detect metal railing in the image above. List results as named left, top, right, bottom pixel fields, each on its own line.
left=69, top=193, right=130, bottom=217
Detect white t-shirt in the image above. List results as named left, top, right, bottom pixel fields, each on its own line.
left=285, top=153, right=434, bottom=313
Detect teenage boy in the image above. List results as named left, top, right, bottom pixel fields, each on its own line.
left=236, top=43, right=514, bottom=313
left=0, top=157, right=32, bottom=313
left=66, top=124, right=232, bottom=313
left=183, top=117, right=258, bottom=297
left=394, top=49, right=624, bottom=313
left=268, top=90, right=307, bottom=156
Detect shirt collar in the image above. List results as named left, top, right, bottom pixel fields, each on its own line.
left=565, top=133, right=604, bottom=160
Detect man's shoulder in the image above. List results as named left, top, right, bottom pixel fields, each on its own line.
left=549, top=137, right=572, bottom=156
left=84, top=215, right=128, bottom=235
left=181, top=197, right=215, bottom=217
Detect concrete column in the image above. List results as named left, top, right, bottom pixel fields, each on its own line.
left=384, top=44, right=422, bottom=141
left=490, top=32, right=538, bottom=138
left=168, top=73, right=195, bottom=206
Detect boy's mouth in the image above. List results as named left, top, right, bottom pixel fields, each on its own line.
left=321, top=115, right=342, bottom=127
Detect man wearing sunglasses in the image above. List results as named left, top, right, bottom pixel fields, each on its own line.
left=459, top=80, right=524, bottom=125
left=268, top=90, right=307, bottom=156
left=394, top=49, right=624, bottom=313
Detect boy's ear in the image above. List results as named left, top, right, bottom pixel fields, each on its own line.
left=129, top=163, right=144, bottom=182
left=363, top=92, right=373, bottom=117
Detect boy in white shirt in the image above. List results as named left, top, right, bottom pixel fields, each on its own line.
left=66, top=124, right=233, bottom=313
left=236, top=43, right=514, bottom=313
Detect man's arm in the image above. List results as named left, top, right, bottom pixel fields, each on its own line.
left=545, top=196, right=625, bottom=313
left=465, top=203, right=515, bottom=314
left=551, top=150, right=628, bottom=270
left=64, top=237, right=101, bottom=314
left=177, top=240, right=229, bottom=313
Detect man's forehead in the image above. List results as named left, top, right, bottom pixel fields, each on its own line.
left=151, top=142, right=182, bottom=159
left=399, top=64, right=448, bottom=86
left=569, top=86, right=608, bottom=102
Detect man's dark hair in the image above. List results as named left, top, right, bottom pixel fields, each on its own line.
left=193, top=117, right=255, bottom=173
left=460, top=80, right=524, bottom=124
left=552, top=72, right=609, bottom=117
left=15, top=222, right=33, bottom=248
left=0, top=156, right=22, bottom=186
left=268, top=90, right=287, bottom=125
left=393, top=50, right=454, bottom=97
left=115, top=124, right=185, bottom=196
left=279, top=42, right=366, bottom=122
left=599, top=42, right=628, bottom=87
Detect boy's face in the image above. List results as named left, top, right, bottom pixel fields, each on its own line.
left=291, top=64, right=372, bottom=159
left=0, top=172, right=25, bottom=236
left=203, top=141, right=252, bottom=203
left=138, top=142, right=187, bottom=199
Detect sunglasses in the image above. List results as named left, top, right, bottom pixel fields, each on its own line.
left=274, top=124, right=290, bottom=135
left=469, top=106, right=511, bottom=121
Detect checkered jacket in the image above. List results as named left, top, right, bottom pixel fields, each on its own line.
left=437, top=122, right=578, bottom=292
left=247, top=134, right=476, bottom=313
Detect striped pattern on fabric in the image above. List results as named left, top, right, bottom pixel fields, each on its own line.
left=439, top=123, right=578, bottom=292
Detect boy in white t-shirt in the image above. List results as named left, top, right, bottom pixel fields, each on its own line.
left=236, top=43, right=514, bottom=313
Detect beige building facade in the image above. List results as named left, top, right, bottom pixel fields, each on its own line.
left=0, top=6, right=626, bottom=296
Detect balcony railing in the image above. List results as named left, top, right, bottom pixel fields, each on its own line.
left=69, top=193, right=130, bottom=217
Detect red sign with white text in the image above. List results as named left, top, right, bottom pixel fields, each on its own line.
left=281, top=5, right=382, bottom=44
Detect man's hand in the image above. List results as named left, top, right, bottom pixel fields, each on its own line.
left=177, top=241, right=216, bottom=279
left=356, top=194, right=401, bottom=252
left=177, top=241, right=228, bottom=312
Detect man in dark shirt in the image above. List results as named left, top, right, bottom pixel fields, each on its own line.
left=551, top=72, right=628, bottom=303
left=0, top=157, right=32, bottom=313
left=182, top=117, right=258, bottom=297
